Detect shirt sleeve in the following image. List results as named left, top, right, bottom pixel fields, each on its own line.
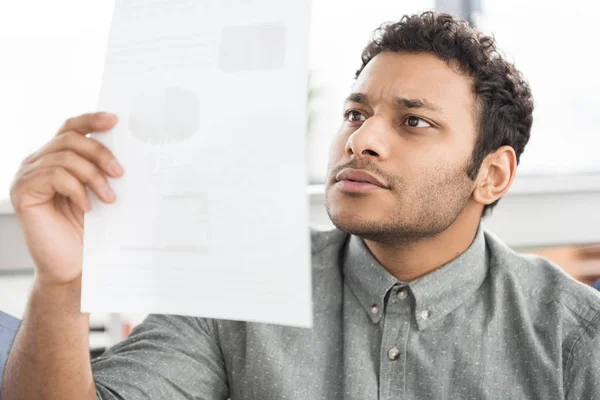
left=564, top=310, right=600, bottom=400
left=92, top=314, right=229, bottom=400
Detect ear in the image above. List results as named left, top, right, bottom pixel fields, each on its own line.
left=473, top=146, right=517, bottom=207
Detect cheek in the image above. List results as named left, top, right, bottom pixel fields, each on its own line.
left=391, top=153, right=424, bottom=188
left=411, top=157, right=471, bottom=199
left=395, top=155, right=451, bottom=196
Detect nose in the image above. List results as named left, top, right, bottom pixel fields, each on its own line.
left=344, top=115, right=391, bottom=160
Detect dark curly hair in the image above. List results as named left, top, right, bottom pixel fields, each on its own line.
left=356, top=11, right=534, bottom=217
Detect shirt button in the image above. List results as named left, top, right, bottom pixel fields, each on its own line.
left=388, top=347, right=400, bottom=361
left=420, top=310, right=430, bottom=320
left=397, top=288, right=409, bottom=300
left=371, top=304, right=379, bottom=314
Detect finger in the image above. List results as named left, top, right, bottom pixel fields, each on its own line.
left=23, top=150, right=116, bottom=204
left=48, top=167, right=92, bottom=213
left=56, top=111, right=118, bottom=136
left=12, top=167, right=91, bottom=214
left=21, top=131, right=124, bottom=178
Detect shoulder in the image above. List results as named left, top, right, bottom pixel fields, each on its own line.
left=309, top=225, right=349, bottom=256
left=484, top=229, right=600, bottom=330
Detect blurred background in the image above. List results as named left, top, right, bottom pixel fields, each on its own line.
left=1, top=0, right=599, bottom=357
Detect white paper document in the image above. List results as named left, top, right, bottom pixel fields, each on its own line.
left=81, top=0, right=313, bottom=328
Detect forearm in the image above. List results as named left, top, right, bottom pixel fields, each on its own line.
left=1, top=278, right=96, bottom=400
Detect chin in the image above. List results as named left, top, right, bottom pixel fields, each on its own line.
left=325, top=194, right=409, bottom=243
left=326, top=202, right=380, bottom=233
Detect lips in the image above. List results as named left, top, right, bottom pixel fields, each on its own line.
left=335, top=168, right=388, bottom=188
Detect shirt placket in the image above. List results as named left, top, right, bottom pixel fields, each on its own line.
left=379, top=285, right=412, bottom=399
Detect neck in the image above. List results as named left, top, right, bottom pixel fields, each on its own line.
left=363, top=203, right=482, bottom=282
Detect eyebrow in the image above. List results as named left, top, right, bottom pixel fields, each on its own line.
left=345, top=92, right=443, bottom=114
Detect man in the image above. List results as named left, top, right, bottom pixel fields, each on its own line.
left=3, top=11, right=599, bottom=400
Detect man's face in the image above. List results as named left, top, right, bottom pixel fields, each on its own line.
left=325, top=51, right=480, bottom=243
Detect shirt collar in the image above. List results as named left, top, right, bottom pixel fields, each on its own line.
left=343, top=225, right=488, bottom=329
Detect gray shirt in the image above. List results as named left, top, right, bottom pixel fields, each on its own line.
left=92, top=226, right=600, bottom=399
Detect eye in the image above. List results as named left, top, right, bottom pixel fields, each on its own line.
left=404, top=116, right=432, bottom=128
left=344, top=110, right=367, bottom=123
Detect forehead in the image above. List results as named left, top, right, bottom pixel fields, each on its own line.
left=352, top=52, right=476, bottom=113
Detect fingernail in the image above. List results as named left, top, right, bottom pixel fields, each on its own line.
left=99, top=112, right=117, bottom=122
left=107, top=159, right=124, bottom=176
left=104, top=187, right=116, bottom=202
